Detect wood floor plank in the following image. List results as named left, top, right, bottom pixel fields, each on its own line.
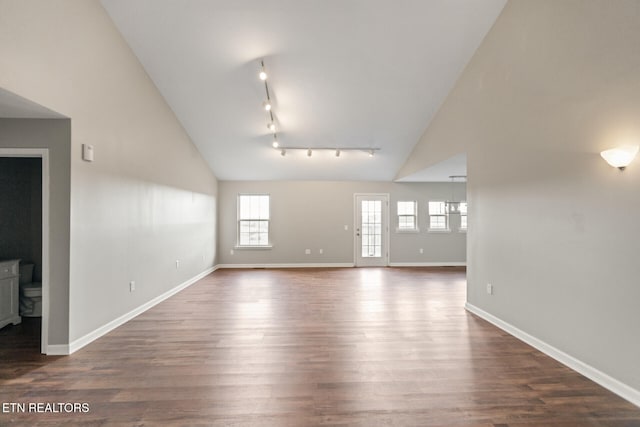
left=1, top=267, right=639, bottom=426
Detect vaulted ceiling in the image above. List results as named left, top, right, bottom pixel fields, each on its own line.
left=101, top=0, right=505, bottom=181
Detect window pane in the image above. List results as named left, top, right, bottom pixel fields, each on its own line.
left=239, top=195, right=270, bottom=220
left=361, top=199, right=382, bottom=258
left=399, top=216, right=415, bottom=229
left=459, top=202, right=467, bottom=215
left=430, top=215, right=446, bottom=229
left=397, top=201, right=407, bottom=215
left=429, top=201, right=445, bottom=215
left=397, top=201, right=416, bottom=216
left=461, top=215, right=467, bottom=230
left=238, top=195, right=270, bottom=246
left=258, top=195, right=269, bottom=219
left=398, top=208, right=416, bottom=230
left=240, top=197, right=250, bottom=219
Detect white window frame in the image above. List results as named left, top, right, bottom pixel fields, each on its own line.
left=459, top=201, right=468, bottom=232
left=236, top=194, right=272, bottom=248
left=428, top=201, right=450, bottom=232
left=396, top=200, right=419, bottom=232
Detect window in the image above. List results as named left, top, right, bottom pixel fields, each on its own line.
left=428, top=201, right=449, bottom=231
left=397, top=201, right=418, bottom=231
left=237, top=194, right=270, bottom=247
left=459, top=202, right=468, bottom=231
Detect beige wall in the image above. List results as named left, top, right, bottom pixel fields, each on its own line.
left=218, top=181, right=466, bottom=266
left=0, top=1, right=217, bottom=347
left=0, top=119, right=71, bottom=345
left=401, top=0, right=640, bottom=395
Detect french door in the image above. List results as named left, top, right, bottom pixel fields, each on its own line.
left=354, top=194, right=389, bottom=267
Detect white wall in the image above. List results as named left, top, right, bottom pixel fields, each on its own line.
left=399, top=0, right=640, bottom=397
left=0, top=1, right=218, bottom=347
left=218, top=181, right=466, bottom=266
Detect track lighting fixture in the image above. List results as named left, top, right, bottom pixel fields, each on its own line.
left=258, top=60, right=279, bottom=148
left=255, top=60, right=381, bottom=160
left=274, top=147, right=380, bottom=157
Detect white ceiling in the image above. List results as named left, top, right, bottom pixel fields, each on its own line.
left=101, top=0, right=505, bottom=181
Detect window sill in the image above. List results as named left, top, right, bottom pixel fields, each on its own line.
left=427, top=229, right=451, bottom=233
left=234, top=245, right=273, bottom=250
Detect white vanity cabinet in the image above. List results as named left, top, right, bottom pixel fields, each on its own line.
left=0, top=259, right=21, bottom=330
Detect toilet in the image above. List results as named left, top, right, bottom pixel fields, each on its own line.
left=19, top=263, right=42, bottom=317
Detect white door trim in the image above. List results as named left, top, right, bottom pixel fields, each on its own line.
left=353, top=193, right=389, bottom=267
left=0, top=148, right=50, bottom=354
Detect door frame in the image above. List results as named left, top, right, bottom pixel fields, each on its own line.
left=0, top=148, right=50, bottom=353
left=353, top=193, right=389, bottom=267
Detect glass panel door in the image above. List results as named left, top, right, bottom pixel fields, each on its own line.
left=355, top=194, right=388, bottom=267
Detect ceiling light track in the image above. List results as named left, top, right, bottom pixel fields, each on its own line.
left=275, top=147, right=380, bottom=158
left=257, top=60, right=380, bottom=159
left=259, top=60, right=278, bottom=146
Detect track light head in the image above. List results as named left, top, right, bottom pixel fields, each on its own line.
left=259, top=70, right=267, bottom=81
left=267, top=122, right=276, bottom=132
left=272, top=140, right=279, bottom=148
left=335, top=149, right=341, bottom=157
left=368, top=150, right=374, bottom=157
left=263, top=100, right=272, bottom=111
left=307, top=149, right=312, bottom=157
left=280, top=149, right=286, bottom=157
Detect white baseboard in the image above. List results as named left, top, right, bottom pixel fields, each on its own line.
left=388, top=262, right=466, bottom=267
left=45, top=344, right=70, bottom=356
left=51, top=266, right=216, bottom=355
left=216, top=263, right=355, bottom=269
left=217, top=263, right=465, bottom=269
left=465, top=302, right=640, bottom=408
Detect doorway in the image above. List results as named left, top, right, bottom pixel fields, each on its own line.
left=0, top=149, right=50, bottom=353
left=354, top=193, right=389, bottom=267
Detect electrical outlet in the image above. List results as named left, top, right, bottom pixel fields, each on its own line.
left=319, top=249, right=323, bottom=254
left=230, top=249, right=234, bottom=255
left=344, top=225, right=349, bottom=231
left=487, top=283, right=493, bottom=295
left=419, top=248, right=424, bottom=254
left=129, top=281, right=135, bottom=292
left=305, top=249, right=311, bottom=255
left=175, top=260, right=180, bottom=269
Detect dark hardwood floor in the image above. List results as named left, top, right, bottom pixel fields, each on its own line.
left=1, top=267, right=639, bottom=426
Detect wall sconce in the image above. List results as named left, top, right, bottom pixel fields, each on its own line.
left=600, top=146, right=639, bottom=171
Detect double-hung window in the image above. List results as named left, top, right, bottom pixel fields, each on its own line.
left=459, top=202, right=468, bottom=231
left=237, top=194, right=270, bottom=247
left=397, top=201, right=418, bottom=231
left=428, top=201, right=449, bottom=231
